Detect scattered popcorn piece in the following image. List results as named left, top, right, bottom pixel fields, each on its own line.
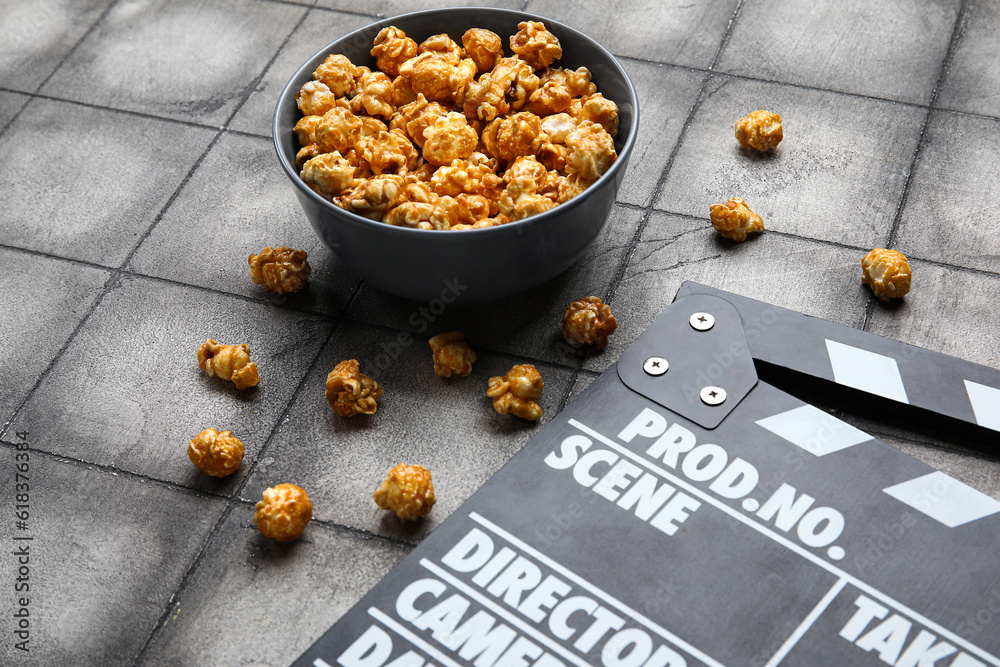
left=862, top=248, right=912, bottom=301
left=510, top=21, right=562, bottom=70
left=709, top=197, right=765, bottom=242
left=487, top=364, right=543, bottom=420
left=735, top=110, right=783, bottom=151
left=562, top=296, right=618, bottom=350
left=370, top=27, right=418, bottom=78
left=429, top=331, right=477, bottom=377
left=248, top=246, right=311, bottom=294
left=188, top=428, right=244, bottom=478
left=197, top=340, right=260, bottom=389
left=326, top=359, right=383, bottom=417
left=374, top=463, right=436, bottom=521
left=254, top=484, right=313, bottom=542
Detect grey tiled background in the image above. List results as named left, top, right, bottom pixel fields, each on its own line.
left=1, top=0, right=998, bottom=664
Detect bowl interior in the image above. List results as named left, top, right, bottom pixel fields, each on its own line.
left=273, top=7, right=639, bottom=228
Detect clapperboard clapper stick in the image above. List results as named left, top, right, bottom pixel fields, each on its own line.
left=295, top=282, right=1000, bottom=667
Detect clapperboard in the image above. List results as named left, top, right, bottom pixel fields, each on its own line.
left=294, top=282, right=1000, bottom=667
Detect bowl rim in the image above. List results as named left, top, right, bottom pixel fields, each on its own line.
left=272, top=6, right=640, bottom=239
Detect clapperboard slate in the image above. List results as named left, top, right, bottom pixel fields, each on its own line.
left=295, top=283, right=1000, bottom=667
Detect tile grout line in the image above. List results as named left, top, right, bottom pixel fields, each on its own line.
left=0, top=0, right=121, bottom=141
left=862, top=0, right=972, bottom=332
left=130, top=504, right=238, bottom=665
left=0, top=440, right=231, bottom=502
left=603, top=0, right=747, bottom=309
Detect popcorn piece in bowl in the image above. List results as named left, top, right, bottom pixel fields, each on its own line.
left=429, top=331, right=477, bottom=377
left=314, top=53, right=358, bottom=96
left=248, top=246, right=311, bottom=294
left=301, top=151, right=356, bottom=199
left=422, top=112, right=479, bottom=166
left=197, top=340, right=260, bottom=389
left=254, top=484, right=313, bottom=542
left=370, top=27, right=418, bottom=78
left=188, top=428, right=244, bottom=478
left=510, top=20, right=562, bottom=70
left=462, top=28, right=503, bottom=73
left=337, top=174, right=405, bottom=220
left=295, top=81, right=338, bottom=116
left=487, top=364, right=543, bottom=420
left=862, top=248, right=911, bottom=301
left=565, top=120, right=617, bottom=182
left=374, top=463, right=436, bottom=521
left=563, top=296, right=618, bottom=350
left=326, top=359, right=383, bottom=416
left=735, top=110, right=783, bottom=151
left=709, top=197, right=764, bottom=242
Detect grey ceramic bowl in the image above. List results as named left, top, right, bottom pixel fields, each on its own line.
left=273, top=8, right=639, bottom=303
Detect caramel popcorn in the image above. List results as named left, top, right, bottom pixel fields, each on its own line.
left=565, top=120, right=617, bottom=182
left=735, top=110, right=783, bottom=151
left=337, top=174, right=405, bottom=220
left=487, top=364, right=543, bottom=421
left=254, top=484, right=312, bottom=542
left=326, top=359, right=383, bottom=417
left=709, top=197, right=765, bottom=242
left=315, top=106, right=362, bottom=153
left=314, top=53, right=358, bottom=96
left=422, top=112, right=479, bottom=166
left=463, top=28, right=503, bottom=73
left=374, top=463, right=436, bottom=521
left=572, top=93, right=619, bottom=136
left=562, top=296, right=618, bottom=350
left=293, top=22, right=618, bottom=227
left=301, top=151, right=356, bottom=199
left=862, top=248, right=911, bottom=301
left=295, top=81, right=338, bottom=116
left=429, top=331, right=476, bottom=377
left=510, top=21, right=562, bottom=70
left=197, top=340, right=260, bottom=390
left=248, top=246, right=311, bottom=294
left=188, top=428, right=244, bottom=478
left=371, top=27, right=418, bottom=78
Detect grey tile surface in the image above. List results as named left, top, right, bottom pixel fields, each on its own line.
left=524, top=0, right=740, bottom=69
left=716, top=0, right=960, bottom=105
left=0, top=99, right=215, bottom=267
left=0, top=0, right=114, bottom=93
left=0, top=249, right=108, bottom=432
left=655, top=76, right=926, bottom=248
left=138, top=504, right=409, bottom=666
left=229, top=9, right=374, bottom=137
left=598, top=211, right=871, bottom=373
left=242, top=320, right=576, bottom=543
left=616, top=59, right=705, bottom=207
left=0, top=91, right=29, bottom=130
left=7, top=275, right=332, bottom=492
left=349, top=204, right=643, bottom=367
left=864, top=260, right=1000, bottom=370
left=937, top=0, right=1000, bottom=118
left=314, top=0, right=521, bottom=17
left=41, top=0, right=306, bottom=126
left=127, top=132, right=360, bottom=316
left=0, top=447, right=226, bottom=664
left=895, top=110, right=1000, bottom=274
left=8, top=0, right=1000, bottom=663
